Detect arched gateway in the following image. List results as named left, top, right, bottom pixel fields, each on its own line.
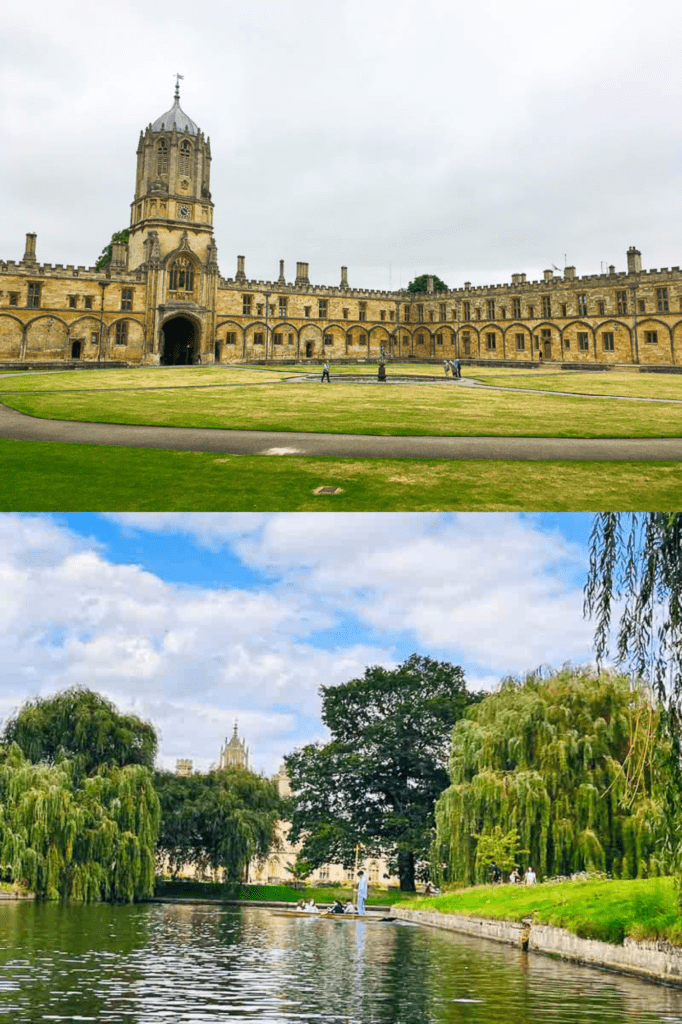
left=161, top=315, right=199, bottom=365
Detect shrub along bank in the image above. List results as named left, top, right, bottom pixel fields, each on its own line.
left=154, top=879, right=408, bottom=905
left=403, top=877, right=682, bottom=946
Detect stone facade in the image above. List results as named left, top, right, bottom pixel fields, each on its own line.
left=4, top=88, right=680, bottom=369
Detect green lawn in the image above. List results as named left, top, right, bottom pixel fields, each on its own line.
left=480, top=370, right=682, bottom=400
left=404, top=877, right=682, bottom=946
left=4, top=439, right=682, bottom=511
left=5, top=378, right=682, bottom=437
left=155, top=879, right=408, bottom=905
left=0, top=366, right=290, bottom=392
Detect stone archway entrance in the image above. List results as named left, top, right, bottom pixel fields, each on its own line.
left=161, top=316, right=199, bottom=365
left=71, top=340, right=81, bottom=359
left=305, top=341, right=314, bottom=358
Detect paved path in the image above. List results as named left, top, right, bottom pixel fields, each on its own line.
left=1, top=400, right=681, bottom=461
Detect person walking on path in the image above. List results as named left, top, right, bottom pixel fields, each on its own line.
left=443, top=360, right=450, bottom=376
left=356, top=870, right=369, bottom=916
left=450, top=359, right=459, bottom=379
left=321, top=360, right=330, bottom=382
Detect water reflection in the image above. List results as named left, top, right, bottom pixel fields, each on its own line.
left=1, top=902, right=682, bottom=1023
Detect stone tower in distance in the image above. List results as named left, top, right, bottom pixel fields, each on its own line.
left=127, top=76, right=215, bottom=270
left=219, top=722, right=250, bottom=770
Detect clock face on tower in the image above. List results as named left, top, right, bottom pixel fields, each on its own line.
left=178, top=205, right=191, bottom=220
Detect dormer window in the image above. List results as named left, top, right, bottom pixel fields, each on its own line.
left=179, top=140, right=192, bottom=177
left=169, top=256, right=194, bottom=292
left=157, top=139, right=169, bottom=175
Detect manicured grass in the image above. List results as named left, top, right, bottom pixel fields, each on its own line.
left=481, top=370, right=682, bottom=400
left=155, top=879, right=407, bottom=905
left=404, top=877, right=682, bottom=946
left=0, top=366, right=290, bottom=392
left=6, top=378, right=682, bottom=437
left=4, top=438, right=682, bottom=511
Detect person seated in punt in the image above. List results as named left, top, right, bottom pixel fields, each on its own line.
left=330, top=899, right=345, bottom=914
left=294, top=899, right=307, bottom=912
left=305, top=899, right=320, bottom=912
left=343, top=900, right=356, bottom=914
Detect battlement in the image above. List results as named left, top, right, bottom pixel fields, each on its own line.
left=218, top=276, right=401, bottom=300
left=0, top=261, right=143, bottom=281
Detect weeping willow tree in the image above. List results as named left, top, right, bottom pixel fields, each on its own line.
left=434, top=667, right=668, bottom=886
left=0, top=743, right=160, bottom=901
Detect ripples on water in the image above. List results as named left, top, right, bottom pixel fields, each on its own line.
left=2, top=902, right=682, bottom=1023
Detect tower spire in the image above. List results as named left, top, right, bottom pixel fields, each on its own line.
left=174, top=73, right=184, bottom=103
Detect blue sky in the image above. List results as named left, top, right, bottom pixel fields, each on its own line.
left=0, top=513, right=598, bottom=775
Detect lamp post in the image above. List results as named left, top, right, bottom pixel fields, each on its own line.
left=263, top=291, right=271, bottom=362
left=630, top=285, right=640, bottom=364
left=97, top=281, right=109, bottom=364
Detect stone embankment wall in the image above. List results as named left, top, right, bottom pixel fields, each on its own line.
left=394, top=908, right=682, bottom=988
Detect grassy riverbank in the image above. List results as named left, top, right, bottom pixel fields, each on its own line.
left=154, top=879, right=409, bottom=906
left=404, top=877, right=682, bottom=946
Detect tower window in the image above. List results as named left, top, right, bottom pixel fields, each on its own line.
left=85, top=296, right=93, bottom=310
left=157, top=139, right=169, bottom=175
left=178, top=140, right=192, bottom=177
left=487, top=300, right=495, bottom=320
left=463, top=301, right=471, bottom=320
left=115, top=322, right=128, bottom=345
left=68, top=296, right=77, bottom=309
left=577, top=294, right=588, bottom=316
left=121, top=288, right=133, bottom=311
left=512, top=298, right=521, bottom=318
left=359, top=302, right=367, bottom=322
left=279, top=297, right=287, bottom=317
left=318, top=300, right=328, bottom=318
left=27, top=283, right=41, bottom=308
left=169, top=258, right=194, bottom=292
left=542, top=296, right=551, bottom=318
left=616, top=291, right=628, bottom=314
left=242, top=295, right=252, bottom=315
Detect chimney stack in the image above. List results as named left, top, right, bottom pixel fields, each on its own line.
left=543, top=269, right=553, bottom=281
left=23, top=232, right=37, bottom=263
left=427, top=275, right=434, bottom=294
left=295, top=261, right=309, bottom=287
left=627, top=247, right=642, bottom=275
left=564, top=266, right=576, bottom=280
left=236, top=255, right=246, bottom=282
left=278, top=259, right=285, bottom=285
left=340, top=266, right=349, bottom=289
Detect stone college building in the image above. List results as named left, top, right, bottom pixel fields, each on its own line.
left=2, top=83, right=681, bottom=369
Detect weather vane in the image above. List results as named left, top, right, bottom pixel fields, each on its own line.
left=174, top=73, right=184, bottom=101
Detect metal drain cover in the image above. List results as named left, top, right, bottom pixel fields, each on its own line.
left=313, top=486, right=344, bottom=495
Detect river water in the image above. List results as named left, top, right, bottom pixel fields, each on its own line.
left=2, top=902, right=682, bottom=1023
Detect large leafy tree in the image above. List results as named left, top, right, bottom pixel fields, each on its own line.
left=2, top=687, right=157, bottom=777
left=434, top=667, right=668, bottom=886
left=584, top=513, right=682, bottom=877
left=407, top=274, right=448, bottom=293
left=95, top=228, right=129, bottom=270
left=285, top=654, right=479, bottom=892
left=155, top=767, right=283, bottom=882
left=0, top=743, right=159, bottom=901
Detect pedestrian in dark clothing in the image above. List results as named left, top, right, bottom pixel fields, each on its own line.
left=321, top=360, right=330, bottom=382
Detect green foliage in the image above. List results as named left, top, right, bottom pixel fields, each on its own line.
left=285, top=654, right=480, bottom=891
left=2, top=687, right=157, bottom=777
left=154, top=767, right=282, bottom=883
left=0, top=742, right=159, bottom=902
left=403, top=876, right=682, bottom=947
left=407, top=275, right=448, bottom=294
left=473, top=826, right=527, bottom=877
left=154, top=878, right=409, bottom=904
left=435, top=667, right=668, bottom=886
left=95, top=229, right=129, bottom=271
left=288, top=854, right=316, bottom=883
left=585, top=513, right=682, bottom=889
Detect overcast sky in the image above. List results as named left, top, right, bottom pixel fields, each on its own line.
left=2, top=0, right=681, bottom=291
left=0, top=512, right=600, bottom=776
